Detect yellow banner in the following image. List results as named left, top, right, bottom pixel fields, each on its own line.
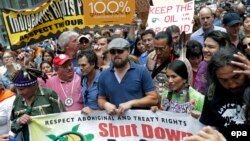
left=2, top=0, right=85, bottom=49
left=84, top=0, right=135, bottom=25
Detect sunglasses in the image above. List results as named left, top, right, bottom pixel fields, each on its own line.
left=242, top=43, right=250, bottom=50
left=110, top=49, right=125, bottom=55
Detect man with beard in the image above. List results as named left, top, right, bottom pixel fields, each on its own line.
left=199, top=47, right=250, bottom=140
left=98, top=38, right=158, bottom=116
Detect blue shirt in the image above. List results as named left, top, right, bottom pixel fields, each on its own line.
left=98, top=61, right=155, bottom=107
left=190, top=26, right=226, bottom=46
left=0, top=72, right=14, bottom=89
left=82, top=70, right=101, bottom=110
left=139, top=51, right=149, bottom=66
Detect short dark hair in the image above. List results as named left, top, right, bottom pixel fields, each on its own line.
left=141, top=29, right=155, bottom=39
left=77, top=49, right=98, bottom=69
left=166, top=25, right=180, bottom=35
left=154, top=31, right=172, bottom=46
left=186, top=40, right=203, bottom=59
left=40, top=60, right=52, bottom=70
left=204, top=30, right=231, bottom=47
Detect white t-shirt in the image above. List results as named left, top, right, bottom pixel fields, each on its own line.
left=0, top=95, right=15, bottom=135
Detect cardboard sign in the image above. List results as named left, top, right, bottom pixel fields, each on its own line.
left=148, top=0, right=194, bottom=33
left=84, top=0, right=135, bottom=25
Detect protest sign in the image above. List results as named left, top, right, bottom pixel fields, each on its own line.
left=2, top=0, right=85, bottom=49
left=29, top=110, right=204, bottom=141
left=84, top=0, right=135, bottom=25
left=148, top=0, right=194, bottom=34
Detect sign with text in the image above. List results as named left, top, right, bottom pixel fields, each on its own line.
left=2, top=0, right=85, bottom=49
left=29, top=110, right=204, bottom=141
left=84, top=0, right=135, bottom=25
left=147, top=0, right=194, bottom=34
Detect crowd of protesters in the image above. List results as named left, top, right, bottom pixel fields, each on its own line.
left=1, top=0, right=250, bottom=140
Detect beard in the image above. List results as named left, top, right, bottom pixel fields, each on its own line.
left=113, top=57, right=129, bottom=68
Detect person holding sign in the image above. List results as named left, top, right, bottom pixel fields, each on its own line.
left=151, top=60, right=204, bottom=118
left=10, top=68, right=65, bottom=141
left=98, top=38, right=158, bottom=116
left=77, top=49, right=101, bottom=114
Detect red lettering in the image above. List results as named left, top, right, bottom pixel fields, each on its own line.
left=165, top=128, right=181, bottom=141
left=155, top=27, right=162, bottom=33
left=181, top=131, right=193, bottom=138
left=149, top=6, right=173, bottom=14
left=155, top=127, right=165, bottom=139
left=99, top=123, right=108, bottom=137
left=99, top=123, right=139, bottom=138
left=149, top=7, right=155, bottom=14
left=180, top=25, right=190, bottom=33
left=155, top=7, right=161, bottom=14
left=131, top=124, right=139, bottom=136
left=164, top=15, right=178, bottom=22
left=109, top=123, right=119, bottom=137
left=120, top=125, right=131, bottom=137
left=176, top=2, right=193, bottom=12
left=142, top=124, right=153, bottom=138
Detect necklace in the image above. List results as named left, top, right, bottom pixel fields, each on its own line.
left=60, top=74, right=75, bottom=107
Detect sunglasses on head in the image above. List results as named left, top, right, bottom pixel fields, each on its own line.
left=110, top=49, right=125, bottom=55
left=242, top=43, right=250, bottom=50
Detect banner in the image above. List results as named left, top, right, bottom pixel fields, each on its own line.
left=147, top=0, right=194, bottom=34
left=2, top=0, right=85, bottom=49
left=29, top=110, right=204, bottom=141
left=83, top=0, right=135, bottom=25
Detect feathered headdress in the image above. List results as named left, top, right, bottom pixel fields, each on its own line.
left=177, top=32, right=193, bottom=85
left=11, top=67, right=48, bottom=87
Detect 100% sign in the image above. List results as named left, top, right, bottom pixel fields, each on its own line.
left=88, top=0, right=131, bottom=14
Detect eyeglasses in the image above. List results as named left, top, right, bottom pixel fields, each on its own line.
left=242, top=43, right=250, bottom=50
left=110, top=49, right=125, bottom=55
left=3, top=56, right=13, bottom=59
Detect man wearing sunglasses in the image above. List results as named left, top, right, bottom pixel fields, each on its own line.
left=98, top=38, right=158, bottom=116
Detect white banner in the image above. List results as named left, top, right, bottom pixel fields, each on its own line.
left=147, top=0, right=194, bottom=34
left=29, top=110, right=204, bottom=141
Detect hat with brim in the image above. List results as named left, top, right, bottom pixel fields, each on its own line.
left=223, top=12, right=241, bottom=26
left=78, top=35, right=90, bottom=43
left=53, top=54, right=71, bottom=65
left=108, top=38, right=130, bottom=50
